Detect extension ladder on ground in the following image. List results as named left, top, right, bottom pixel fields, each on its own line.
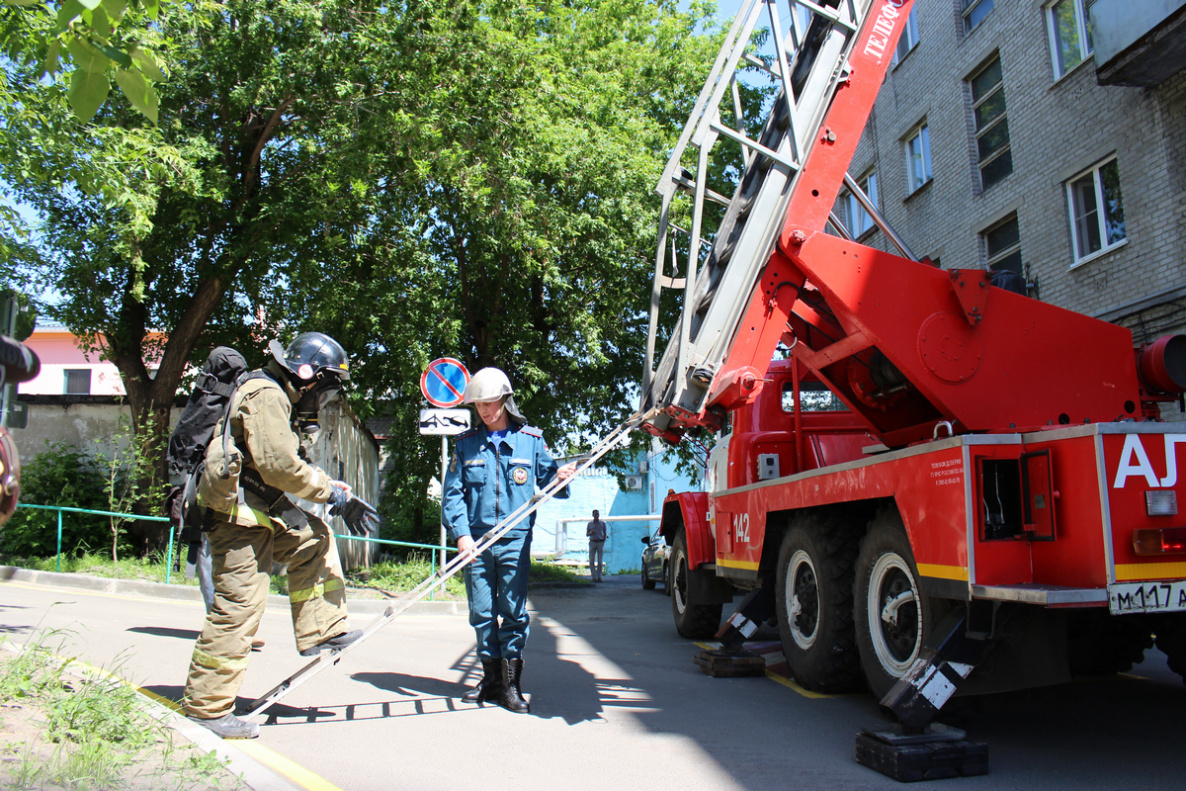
left=241, top=409, right=656, bottom=721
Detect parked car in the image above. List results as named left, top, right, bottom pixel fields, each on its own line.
left=640, top=530, right=669, bottom=591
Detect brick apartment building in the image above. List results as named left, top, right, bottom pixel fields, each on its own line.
left=836, top=0, right=1185, bottom=348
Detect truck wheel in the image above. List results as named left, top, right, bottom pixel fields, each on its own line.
left=854, top=511, right=943, bottom=700
left=775, top=516, right=862, bottom=693
left=670, top=528, right=722, bottom=638
left=642, top=564, right=656, bottom=590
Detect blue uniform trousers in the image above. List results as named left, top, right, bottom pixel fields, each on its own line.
left=463, top=531, right=531, bottom=661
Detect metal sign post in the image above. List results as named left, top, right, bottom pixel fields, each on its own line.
left=419, top=406, right=472, bottom=569
left=420, top=360, right=471, bottom=572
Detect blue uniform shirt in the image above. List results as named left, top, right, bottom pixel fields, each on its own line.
left=442, top=423, right=570, bottom=543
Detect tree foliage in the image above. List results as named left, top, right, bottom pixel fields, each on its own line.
left=3, top=0, right=738, bottom=553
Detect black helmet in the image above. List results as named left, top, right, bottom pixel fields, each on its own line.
left=270, top=332, right=350, bottom=384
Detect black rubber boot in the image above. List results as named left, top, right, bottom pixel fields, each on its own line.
left=299, top=629, right=363, bottom=657
left=462, top=659, right=503, bottom=703
left=499, top=658, right=530, bottom=714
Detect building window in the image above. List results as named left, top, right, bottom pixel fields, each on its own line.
left=839, top=171, right=878, bottom=237
left=984, top=214, right=1022, bottom=274
left=65, top=369, right=91, bottom=395
left=1045, top=0, right=1093, bottom=78
left=892, top=8, right=919, bottom=65
left=970, top=56, right=1012, bottom=190
left=905, top=123, right=932, bottom=194
left=1067, top=157, right=1126, bottom=263
left=963, top=0, right=993, bottom=34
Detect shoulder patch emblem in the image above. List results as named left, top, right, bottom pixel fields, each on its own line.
left=512, top=466, right=529, bottom=485
left=449, top=454, right=458, bottom=474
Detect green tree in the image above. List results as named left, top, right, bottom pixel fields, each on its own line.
left=5, top=0, right=739, bottom=554
left=4, top=0, right=419, bottom=551
left=293, top=0, right=733, bottom=540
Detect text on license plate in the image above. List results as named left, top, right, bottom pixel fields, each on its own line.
left=1108, top=580, right=1186, bottom=614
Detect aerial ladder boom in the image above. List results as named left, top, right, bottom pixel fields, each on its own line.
left=642, top=0, right=1186, bottom=448
left=642, top=0, right=880, bottom=438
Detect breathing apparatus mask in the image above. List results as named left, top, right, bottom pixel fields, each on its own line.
left=294, top=372, right=343, bottom=434
left=269, top=332, right=351, bottom=435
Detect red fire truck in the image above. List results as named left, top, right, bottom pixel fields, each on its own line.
left=639, top=0, right=1186, bottom=742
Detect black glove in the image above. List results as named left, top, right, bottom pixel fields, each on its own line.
left=330, top=493, right=379, bottom=536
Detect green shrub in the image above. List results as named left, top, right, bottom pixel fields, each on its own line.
left=0, top=442, right=112, bottom=558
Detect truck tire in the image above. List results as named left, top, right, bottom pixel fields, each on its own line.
left=1067, top=611, right=1152, bottom=676
left=775, top=515, right=862, bottom=693
left=854, top=510, right=945, bottom=700
left=670, top=528, right=722, bottom=639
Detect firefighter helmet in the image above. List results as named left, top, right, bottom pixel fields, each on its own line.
left=464, top=367, right=513, bottom=403
left=271, top=332, right=350, bottom=384
left=463, top=367, right=525, bottom=424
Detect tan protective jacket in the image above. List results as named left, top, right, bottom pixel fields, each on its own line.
left=199, top=367, right=334, bottom=527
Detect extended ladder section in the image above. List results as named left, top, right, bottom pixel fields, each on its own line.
left=642, top=0, right=879, bottom=438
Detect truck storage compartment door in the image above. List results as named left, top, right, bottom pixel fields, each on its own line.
left=1021, top=449, right=1056, bottom=541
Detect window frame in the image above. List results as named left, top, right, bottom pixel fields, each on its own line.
left=1044, top=0, right=1093, bottom=79
left=892, top=7, right=919, bottom=66
left=840, top=170, right=878, bottom=238
left=962, top=0, right=994, bottom=35
left=969, top=56, right=1012, bottom=191
left=984, top=213, right=1023, bottom=274
left=1066, top=156, right=1127, bottom=267
left=905, top=123, right=932, bottom=195
left=64, top=369, right=91, bottom=395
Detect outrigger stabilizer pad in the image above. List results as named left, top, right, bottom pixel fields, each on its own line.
left=693, top=648, right=766, bottom=677
left=855, top=723, right=987, bottom=783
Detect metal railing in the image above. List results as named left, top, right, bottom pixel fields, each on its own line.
left=13, top=503, right=457, bottom=599
left=17, top=503, right=175, bottom=578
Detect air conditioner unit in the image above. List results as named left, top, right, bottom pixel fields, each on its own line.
left=624, top=475, right=643, bottom=490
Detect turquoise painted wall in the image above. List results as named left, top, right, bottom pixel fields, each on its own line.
left=533, top=441, right=701, bottom=575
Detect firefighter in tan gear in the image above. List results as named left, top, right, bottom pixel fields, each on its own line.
left=182, top=332, right=376, bottom=739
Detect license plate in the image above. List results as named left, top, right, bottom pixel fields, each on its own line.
left=1108, top=580, right=1186, bottom=614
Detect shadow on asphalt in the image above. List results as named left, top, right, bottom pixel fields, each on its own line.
left=127, top=625, right=201, bottom=641
left=523, top=577, right=1186, bottom=790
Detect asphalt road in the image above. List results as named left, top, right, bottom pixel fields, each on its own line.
left=2, top=570, right=1185, bottom=791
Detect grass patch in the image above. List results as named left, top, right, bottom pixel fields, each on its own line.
left=0, top=629, right=238, bottom=791
left=6, top=552, right=196, bottom=587
left=528, top=561, right=588, bottom=585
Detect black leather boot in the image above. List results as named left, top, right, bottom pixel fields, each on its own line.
left=499, top=658, right=530, bottom=714
left=462, top=659, right=502, bottom=703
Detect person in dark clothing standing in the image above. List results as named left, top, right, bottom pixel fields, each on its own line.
left=587, top=509, right=607, bottom=582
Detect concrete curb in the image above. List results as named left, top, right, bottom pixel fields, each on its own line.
left=0, top=565, right=469, bottom=616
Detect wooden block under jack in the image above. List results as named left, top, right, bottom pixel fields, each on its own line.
left=693, top=649, right=767, bottom=677
left=855, top=724, right=989, bottom=782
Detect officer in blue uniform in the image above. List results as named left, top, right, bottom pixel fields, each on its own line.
left=443, top=367, right=575, bottom=714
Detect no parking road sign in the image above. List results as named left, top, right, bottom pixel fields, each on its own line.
left=420, top=358, right=470, bottom=408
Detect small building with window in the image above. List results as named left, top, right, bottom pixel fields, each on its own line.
left=834, top=0, right=1186, bottom=366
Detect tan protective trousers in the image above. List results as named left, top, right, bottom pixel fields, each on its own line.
left=183, top=512, right=348, bottom=719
